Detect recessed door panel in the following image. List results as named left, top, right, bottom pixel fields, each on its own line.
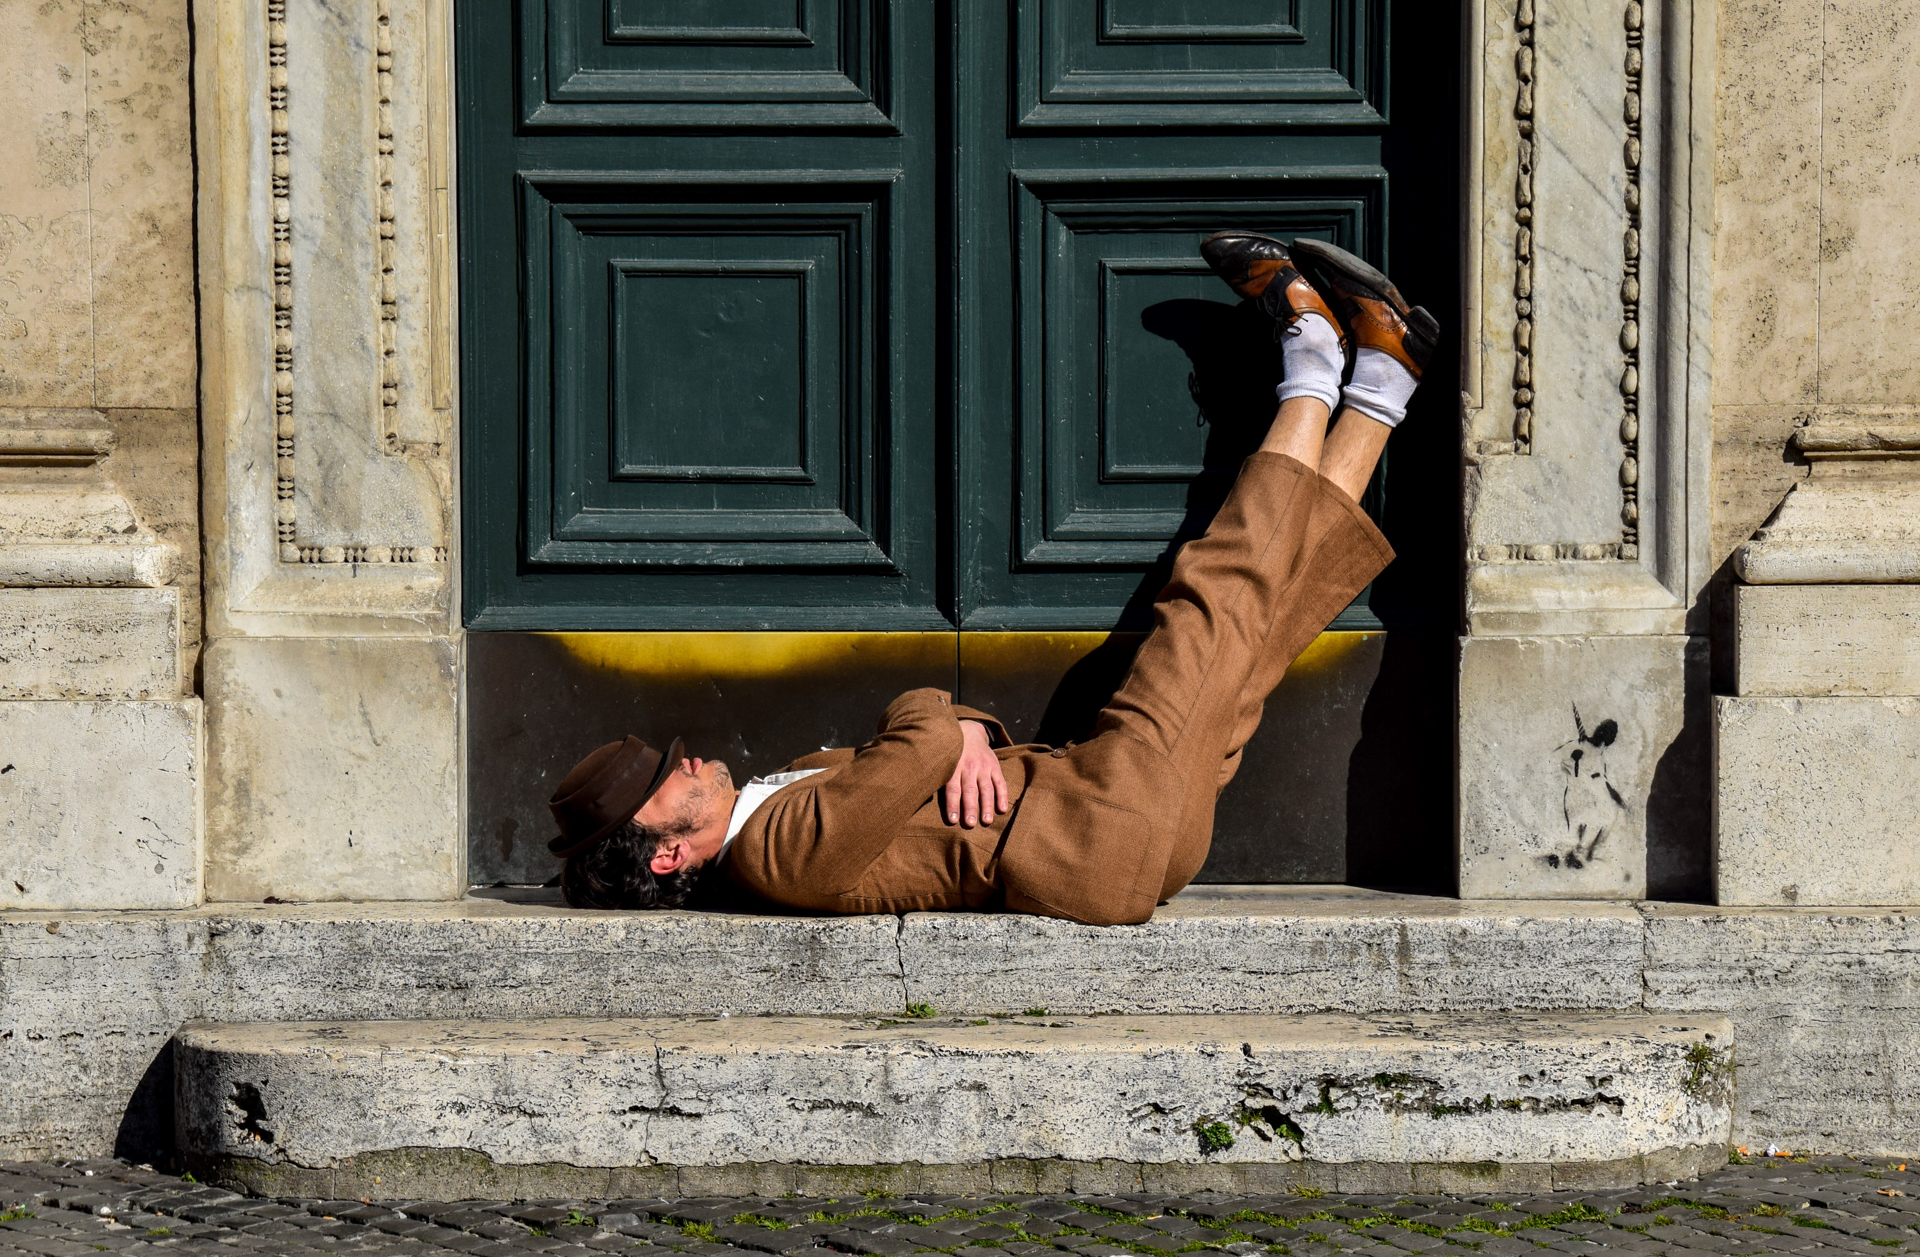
left=611, top=267, right=812, bottom=483
left=1013, top=182, right=1382, bottom=571
left=464, top=0, right=936, bottom=628
left=959, top=0, right=1391, bottom=628
left=524, top=0, right=890, bottom=128
left=526, top=184, right=885, bottom=564
left=1019, top=0, right=1383, bottom=127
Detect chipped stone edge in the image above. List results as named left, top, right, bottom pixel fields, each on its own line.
left=186, top=1146, right=1726, bottom=1202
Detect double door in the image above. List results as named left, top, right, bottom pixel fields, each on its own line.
left=462, top=0, right=1395, bottom=629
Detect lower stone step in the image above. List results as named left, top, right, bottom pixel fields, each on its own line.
left=175, top=1012, right=1734, bottom=1198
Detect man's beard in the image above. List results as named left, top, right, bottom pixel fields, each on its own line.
left=668, top=761, right=733, bottom=834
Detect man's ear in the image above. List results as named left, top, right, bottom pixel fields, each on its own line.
left=649, top=837, right=689, bottom=876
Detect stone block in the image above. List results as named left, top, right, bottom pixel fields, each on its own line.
left=0, top=465, right=175, bottom=590
left=1735, top=584, right=1920, bottom=695
left=101, top=409, right=203, bottom=671
left=1736, top=468, right=1920, bottom=584
left=0, top=699, right=201, bottom=909
left=0, top=0, right=93, bottom=408
left=173, top=1012, right=1733, bottom=1192
left=0, top=588, right=179, bottom=699
left=1714, top=694, right=1920, bottom=905
left=901, top=887, right=1647, bottom=1014
left=1711, top=0, right=1821, bottom=407
left=1459, top=634, right=1701, bottom=899
left=1817, top=0, right=1920, bottom=405
left=1644, top=904, right=1920, bottom=1153
left=1711, top=407, right=1810, bottom=572
left=84, top=0, right=196, bottom=410
left=204, top=636, right=459, bottom=902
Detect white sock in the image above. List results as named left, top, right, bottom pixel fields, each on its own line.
left=1340, top=346, right=1420, bottom=428
left=1274, top=311, right=1344, bottom=414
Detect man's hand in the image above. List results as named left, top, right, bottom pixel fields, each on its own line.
left=944, top=718, right=1010, bottom=828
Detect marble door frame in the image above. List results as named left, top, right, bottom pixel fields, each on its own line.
left=193, top=0, right=464, bottom=901
left=1457, top=0, right=1716, bottom=897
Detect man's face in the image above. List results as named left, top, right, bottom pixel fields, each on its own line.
left=634, top=754, right=735, bottom=869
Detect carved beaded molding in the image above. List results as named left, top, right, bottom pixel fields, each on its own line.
left=1476, top=0, right=1644, bottom=566
left=1510, top=0, right=1536, bottom=456
left=1617, top=0, right=1644, bottom=562
left=267, top=0, right=444, bottom=567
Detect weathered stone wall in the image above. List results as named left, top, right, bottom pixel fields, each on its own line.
left=0, top=0, right=201, bottom=671
left=1710, top=0, right=1920, bottom=678
left=1, top=0, right=206, bottom=912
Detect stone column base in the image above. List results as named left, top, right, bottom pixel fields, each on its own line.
left=203, top=636, right=460, bottom=903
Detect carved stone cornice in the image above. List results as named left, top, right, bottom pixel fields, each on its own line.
left=0, top=408, right=174, bottom=587
left=0, top=427, right=115, bottom=468
left=1794, top=422, right=1920, bottom=460
left=1735, top=424, right=1920, bottom=585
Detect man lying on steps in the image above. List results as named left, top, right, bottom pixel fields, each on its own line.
left=545, top=234, right=1439, bottom=925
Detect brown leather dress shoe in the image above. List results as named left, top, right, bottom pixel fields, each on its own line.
left=1200, top=230, right=1347, bottom=347
left=1287, top=237, right=1440, bottom=377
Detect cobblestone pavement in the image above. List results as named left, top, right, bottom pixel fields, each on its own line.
left=4, top=1156, right=1919, bottom=1257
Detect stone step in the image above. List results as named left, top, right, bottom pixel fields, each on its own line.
left=16, top=890, right=1917, bottom=1165
left=174, top=1011, right=1734, bottom=1200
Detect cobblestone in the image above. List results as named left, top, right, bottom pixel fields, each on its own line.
left=4, top=1157, right=1920, bottom=1257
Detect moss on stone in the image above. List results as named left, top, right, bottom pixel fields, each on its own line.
left=1194, top=1121, right=1236, bottom=1154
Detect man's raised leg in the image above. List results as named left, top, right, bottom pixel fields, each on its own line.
left=1100, top=233, right=1437, bottom=901
left=1209, top=400, right=1395, bottom=792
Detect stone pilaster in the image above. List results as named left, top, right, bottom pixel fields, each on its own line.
left=1715, top=425, right=1920, bottom=905
left=194, top=0, right=461, bottom=900
left=1456, top=0, right=1714, bottom=897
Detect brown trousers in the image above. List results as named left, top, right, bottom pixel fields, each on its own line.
left=1077, top=450, right=1395, bottom=904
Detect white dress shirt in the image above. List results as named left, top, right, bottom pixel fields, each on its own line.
left=721, top=767, right=828, bottom=854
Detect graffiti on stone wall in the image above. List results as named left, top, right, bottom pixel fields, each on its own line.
left=1543, top=705, right=1625, bottom=871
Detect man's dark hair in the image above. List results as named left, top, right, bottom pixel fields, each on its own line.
left=560, top=817, right=703, bottom=909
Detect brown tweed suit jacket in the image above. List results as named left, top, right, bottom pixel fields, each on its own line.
left=716, top=687, right=1183, bottom=925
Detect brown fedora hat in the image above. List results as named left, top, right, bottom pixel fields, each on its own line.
left=546, top=734, right=685, bottom=859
